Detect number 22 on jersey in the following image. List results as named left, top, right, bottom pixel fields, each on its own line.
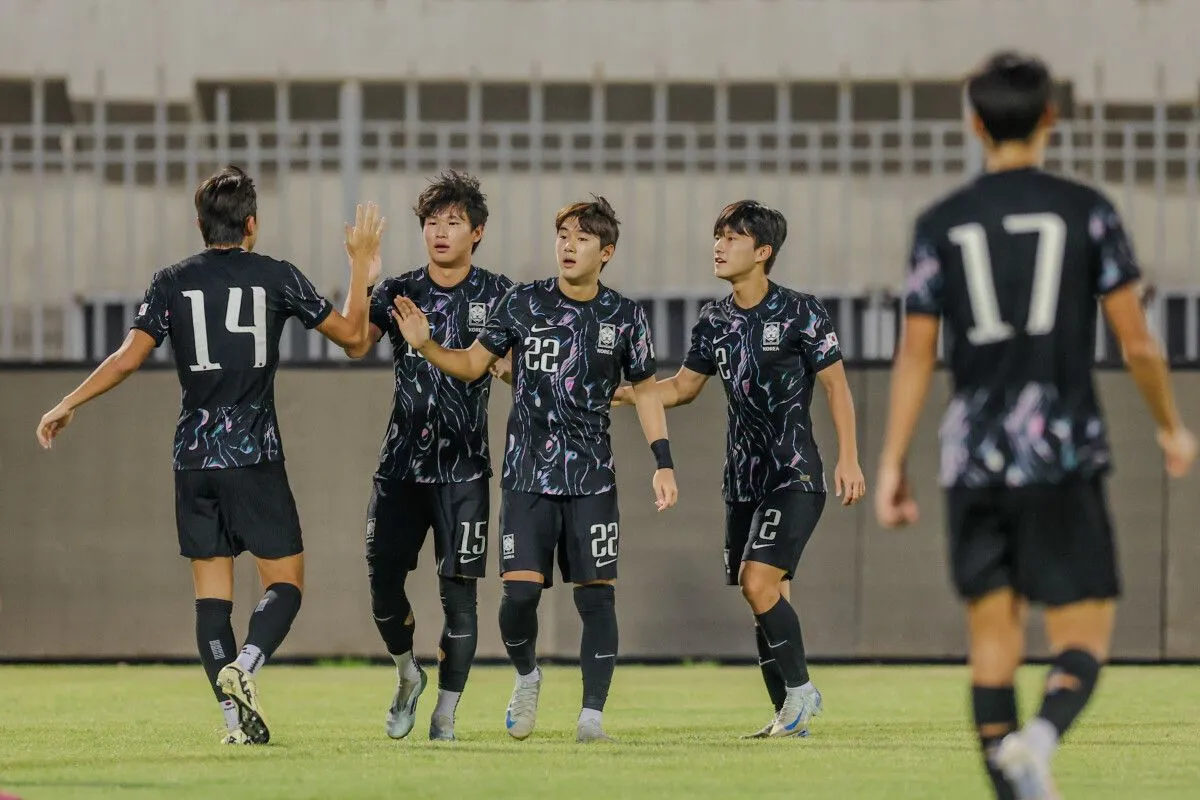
left=948, top=212, right=1066, bottom=345
left=181, top=287, right=267, bottom=372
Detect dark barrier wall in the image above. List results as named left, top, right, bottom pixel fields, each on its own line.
left=0, top=368, right=1196, bottom=661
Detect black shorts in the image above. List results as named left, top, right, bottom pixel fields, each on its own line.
left=366, top=477, right=491, bottom=579
left=946, top=475, right=1121, bottom=606
left=725, top=489, right=826, bottom=585
left=175, top=462, right=304, bottom=560
left=499, top=489, right=620, bottom=588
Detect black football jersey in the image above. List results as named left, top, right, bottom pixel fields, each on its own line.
left=477, top=278, right=657, bottom=496
left=904, top=168, right=1141, bottom=488
left=368, top=265, right=514, bottom=483
left=132, top=247, right=333, bottom=470
left=685, top=283, right=843, bottom=502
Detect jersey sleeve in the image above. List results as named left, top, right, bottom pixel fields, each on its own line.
left=903, top=216, right=945, bottom=317
left=683, top=308, right=717, bottom=376
left=281, top=262, right=334, bottom=330
left=477, top=285, right=520, bottom=357
left=131, top=271, right=171, bottom=347
left=796, top=297, right=844, bottom=372
left=368, top=280, right=395, bottom=343
left=1089, top=201, right=1142, bottom=296
left=622, top=302, right=658, bottom=383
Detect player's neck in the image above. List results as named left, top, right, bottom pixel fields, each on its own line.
left=426, top=261, right=472, bottom=289
left=730, top=273, right=771, bottom=310
left=557, top=276, right=599, bottom=303
left=984, top=143, right=1044, bottom=174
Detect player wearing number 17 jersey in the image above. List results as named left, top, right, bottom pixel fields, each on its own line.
left=875, top=53, right=1196, bottom=799
left=393, top=196, right=678, bottom=744
left=35, top=166, right=385, bottom=745
left=614, top=200, right=866, bottom=740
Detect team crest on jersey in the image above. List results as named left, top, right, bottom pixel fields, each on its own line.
left=597, top=323, right=617, bottom=354
left=762, top=322, right=782, bottom=351
left=467, top=302, right=487, bottom=331
left=502, top=533, right=515, bottom=557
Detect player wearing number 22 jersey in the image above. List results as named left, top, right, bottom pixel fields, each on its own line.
left=391, top=195, right=677, bottom=745
left=615, top=200, right=866, bottom=741
left=35, top=166, right=384, bottom=746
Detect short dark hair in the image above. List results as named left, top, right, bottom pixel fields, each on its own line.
left=414, top=170, right=489, bottom=253
left=713, top=200, right=788, bottom=273
left=555, top=195, right=620, bottom=251
left=967, top=51, right=1054, bottom=144
left=195, top=165, right=256, bottom=246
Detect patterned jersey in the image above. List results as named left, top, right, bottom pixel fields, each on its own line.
left=904, top=168, right=1141, bottom=488
left=131, top=247, right=333, bottom=470
left=685, top=283, right=843, bottom=502
left=477, top=278, right=657, bottom=496
left=369, top=265, right=514, bottom=483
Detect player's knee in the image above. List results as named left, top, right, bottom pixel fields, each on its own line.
left=573, top=583, right=616, bottom=616
left=739, top=573, right=778, bottom=609
left=370, top=573, right=412, bottom=619
left=439, top=576, right=478, bottom=628
left=501, top=579, right=542, bottom=613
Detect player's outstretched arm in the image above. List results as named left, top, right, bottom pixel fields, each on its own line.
left=342, top=254, right=385, bottom=360
left=875, top=314, right=939, bottom=528
left=629, top=376, right=679, bottom=512
left=392, top=296, right=496, bottom=382
left=317, top=202, right=386, bottom=350
left=1103, top=284, right=1197, bottom=477
left=35, top=329, right=156, bottom=449
left=816, top=361, right=867, bottom=506
left=612, top=366, right=708, bottom=408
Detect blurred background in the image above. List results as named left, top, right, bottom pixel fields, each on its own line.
left=1, top=0, right=1198, bottom=665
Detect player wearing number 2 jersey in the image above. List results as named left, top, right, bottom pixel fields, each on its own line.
left=393, top=195, right=677, bottom=744
left=613, top=199, right=866, bottom=740
left=875, top=53, right=1196, bottom=799
left=35, top=166, right=386, bottom=746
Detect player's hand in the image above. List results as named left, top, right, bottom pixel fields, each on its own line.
left=610, top=385, right=634, bottom=407
left=488, top=357, right=513, bottom=382
left=1157, top=426, right=1198, bottom=478
left=345, top=201, right=386, bottom=266
left=365, top=251, right=383, bottom=287
left=36, top=401, right=76, bottom=449
left=834, top=460, right=867, bottom=506
left=874, top=462, right=919, bottom=528
left=391, top=296, right=432, bottom=350
left=652, top=468, right=678, bottom=512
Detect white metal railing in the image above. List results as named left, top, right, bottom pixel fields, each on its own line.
left=2, top=93, right=1199, bottom=363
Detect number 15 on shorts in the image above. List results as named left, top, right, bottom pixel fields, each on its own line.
left=591, top=522, right=618, bottom=566
left=458, top=521, right=487, bottom=559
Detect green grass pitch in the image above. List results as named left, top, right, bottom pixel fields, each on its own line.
left=1, top=664, right=1197, bottom=799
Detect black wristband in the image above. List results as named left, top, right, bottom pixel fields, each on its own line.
left=650, top=438, right=673, bottom=470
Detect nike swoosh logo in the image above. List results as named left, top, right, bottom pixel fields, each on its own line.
left=504, top=639, right=529, bottom=647
left=530, top=324, right=556, bottom=333
left=767, top=640, right=787, bottom=649
left=460, top=555, right=482, bottom=564
left=447, top=633, right=474, bottom=639
left=750, top=542, right=775, bottom=550
left=373, top=615, right=396, bottom=623
left=596, top=558, right=617, bottom=567
left=594, top=653, right=616, bottom=659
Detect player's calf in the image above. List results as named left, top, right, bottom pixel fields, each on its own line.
left=499, top=578, right=544, bottom=740
left=431, top=576, right=478, bottom=741
left=574, top=582, right=618, bottom=742
left=195, top=597, right=240, bottom=734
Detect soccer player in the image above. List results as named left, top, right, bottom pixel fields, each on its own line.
left=342, top=171, right=513, bottom=742
left=35, top=166, right=386, bottom=745
left=613, top=199, right=866, bottom=739
left=392, top=195, right=678, bottom=743
left=875, top=53, right=1197, bottom=799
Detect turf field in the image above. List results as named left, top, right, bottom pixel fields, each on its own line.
left=0, top=664, right=1197, bottom=799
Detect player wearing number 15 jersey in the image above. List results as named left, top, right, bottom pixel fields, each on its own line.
left=343, top=171, right=513, bottom=742
left=875, top=53, right=1196, bottom=799
left=614, top=200, right=866, bottom=740
left=35, top=166, right=385, bottom=746
left=393, top=195, right=678, bottom=744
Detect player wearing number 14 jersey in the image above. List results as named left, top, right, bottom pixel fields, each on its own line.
left=393, top=195, right=678, bottom=744
left=875, top=53, right=1196, bottom=799
left=35, top=166, right=385, bottom=745
left=343, top=171, right=513, bottom=742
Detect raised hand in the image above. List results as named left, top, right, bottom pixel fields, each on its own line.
left=345, top=202, right=386, bottom=266
left=391, top=296, right=432, bottom=351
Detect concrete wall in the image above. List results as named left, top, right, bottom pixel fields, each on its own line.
left=3, top=0, right=1200, bottom=101
left=1, top=367, right=1196, bottom=662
